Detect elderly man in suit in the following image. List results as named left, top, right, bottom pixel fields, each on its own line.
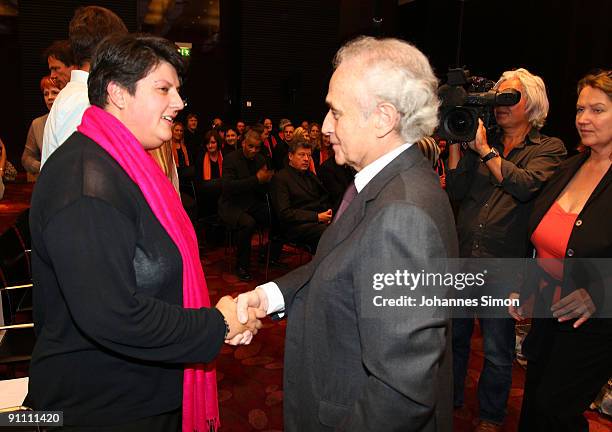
left=234, top=36, right=458, bottom=431
left=270, top=140, right=332, bottom=253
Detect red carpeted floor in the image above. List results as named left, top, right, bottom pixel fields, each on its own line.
left=1, top=179, right=610, bottom=431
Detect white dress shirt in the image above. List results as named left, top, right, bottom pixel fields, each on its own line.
left=41, top=70, right=90, bottom=167
left=260, top=142, right=413, bottom=314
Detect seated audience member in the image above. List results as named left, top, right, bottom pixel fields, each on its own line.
left=510, top=69, right=612, bottom=432
left=312, top=126, right=332, bottom=172
left=22, top=76, right=61, bottom=177
left=250, top=123, right=273, bottom=164
left=317, top=142, right=355, bottom=212
left=223, top=127, right=239, bottom=155
left=196, top=130, right=224, bottom=217
left=271, top=119, right=293, bottom=170
left=271, top=140, right=332, bottom=253
left=183, top=113, right=202, bottom=162
left=170, top=122, right=193, bottom=178
left=27, top=33, right=260, bottom=432
left=212, top=116, right=223, bottom=129
left=44, top=40, right=76, bottom=90
left=292, top=126, right=309, bottom=143
left=262, top=118, right=281, bottom=159
left=291, top=126, right=316, bottom=173
left=218, top=128, right=280, bottom=281
left=235, top=119, right=246, bottom=141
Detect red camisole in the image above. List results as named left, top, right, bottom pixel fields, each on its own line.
left=531, top=201, right=578, bottom=301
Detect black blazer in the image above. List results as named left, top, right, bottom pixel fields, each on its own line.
left=525, top=151, right=612, bottom=334
left=270, top=166, right=330, bottom=229
left=217, top=150, right=268, bottom=227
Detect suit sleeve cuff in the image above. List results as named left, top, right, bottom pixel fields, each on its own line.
left=258, top=282, right=285, bottom=316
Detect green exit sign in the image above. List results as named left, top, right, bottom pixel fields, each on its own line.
left=175, top=42, right=193, bottom=58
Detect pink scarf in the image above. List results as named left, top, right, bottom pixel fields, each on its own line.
left=78, top=106, right=219, bottom=432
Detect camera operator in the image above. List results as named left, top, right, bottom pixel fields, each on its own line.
left=446, top=68, right=566, bottom=431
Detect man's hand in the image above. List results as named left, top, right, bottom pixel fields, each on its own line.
left=467, top=119, right=491, bottom=157
left=215, top=295, right=262, bottom=344
left=551, top=288, right=595, bottom=328
left=236, top=288, right=269, bottom=325
left=318, top=209, right=333, bottom=224
left=256, top=166, right=274, bottom=183
left=507, top=292, right=524, bottom=321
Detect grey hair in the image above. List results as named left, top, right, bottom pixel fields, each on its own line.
left=333, top=36, right=439, bottom=144
left=494, top=68, right=549, bottom=129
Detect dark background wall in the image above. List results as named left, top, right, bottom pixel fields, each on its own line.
left=1, top=0, right=610, bottom=168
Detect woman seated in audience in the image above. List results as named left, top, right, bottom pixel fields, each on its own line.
left=170, top=121, right=192, bottom=178
left=510, top=69, right=612, bottom=431
left=27, top=34, right=260, bottom=431
left=22, top=76, right=60, bottom=177
left=222, top=126, right=239, bottom=155
left=292, top=125, right=310, bottom=143
left=309, top=122, right=326, bottom=171
left=196, top=130, right=224, bottom=217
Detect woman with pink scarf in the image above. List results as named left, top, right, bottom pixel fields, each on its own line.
left=27, top=34, right=261, bottom=431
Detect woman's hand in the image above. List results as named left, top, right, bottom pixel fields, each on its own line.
left=550, top=288, right=595, bottom=328
left=215, top=295, right=263, bottom=345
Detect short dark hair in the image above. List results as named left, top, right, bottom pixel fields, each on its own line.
left=289, top=140, right=312, bottom=154
left=204, top=130, right=222, bottom=146
left=186, top=113, right=198, bottom=121
left=43, top=40, right=75, bottom=67
left=69, top=6, right=127, bottom=67
left=244, top=127, right=262, bottom=143
left=249, top=123, right=265, bottom=136
left=88, top=34, right=185, bottom=108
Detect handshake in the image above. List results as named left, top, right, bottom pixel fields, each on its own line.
left=215, top=288, right=270, bottom=345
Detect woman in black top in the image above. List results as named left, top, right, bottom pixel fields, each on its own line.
left=27, top=34, right=260, bottom=431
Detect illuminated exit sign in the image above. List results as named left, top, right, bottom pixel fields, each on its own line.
left=176, top=42, right=192, bottom=57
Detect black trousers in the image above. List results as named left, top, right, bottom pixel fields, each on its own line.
left=53, top=409, right=180, bottom=432
left=284, top=222, right=327, bottom=254
left=235, top=202, right=280, bottom=269
left=519, top=319, right=612, bottom=432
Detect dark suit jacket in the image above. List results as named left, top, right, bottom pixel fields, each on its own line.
left=217, top=150, right=268, bottom=227
left=318, top=156, right=355, bottom=213
left=270, top=166, right=330, bottom=229
left=274, top=145, right=458, bottom=431
left=523, top=151, right=612, bottom=346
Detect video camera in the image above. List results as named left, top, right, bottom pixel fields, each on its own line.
left=437, top=68, right=521, bottom=142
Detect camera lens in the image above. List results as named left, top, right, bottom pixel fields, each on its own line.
left=446, top=108, right=475, bottom=136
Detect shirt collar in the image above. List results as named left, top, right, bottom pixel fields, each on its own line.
left=354, top=143, right=412, bottom=193
left=69, top=69, right=89, bottom=84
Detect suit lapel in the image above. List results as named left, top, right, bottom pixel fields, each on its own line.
left=315, top=145, right=423, bottom=261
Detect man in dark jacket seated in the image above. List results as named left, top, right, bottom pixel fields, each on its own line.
left=218, top=128, right=279, bottom=281
left=270, top=140, right=332, bottom=253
